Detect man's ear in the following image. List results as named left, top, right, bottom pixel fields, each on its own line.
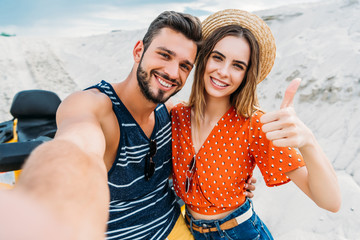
left=133, top=40, right=144, bottom=63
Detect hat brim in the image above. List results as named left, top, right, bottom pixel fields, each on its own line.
left=202, top=9, right=276, bottom=83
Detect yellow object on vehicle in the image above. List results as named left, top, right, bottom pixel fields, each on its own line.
left=0, top=90, right=60, bottom=189
left=0, top=119, right=21, bottom=189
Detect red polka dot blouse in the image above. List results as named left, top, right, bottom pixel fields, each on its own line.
left=171, top=103, right=305, bottom=215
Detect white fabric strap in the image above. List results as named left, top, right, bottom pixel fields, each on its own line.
left=234, top=204, right=253, bottom=225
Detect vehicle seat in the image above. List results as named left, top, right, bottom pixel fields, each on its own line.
left=10, top=90, right=61, bottom=142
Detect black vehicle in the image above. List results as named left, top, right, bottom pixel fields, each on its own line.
left=0, top=90, right=61, bottom=186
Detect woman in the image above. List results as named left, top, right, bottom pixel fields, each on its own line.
left=171, top=9, right=341, bottom=240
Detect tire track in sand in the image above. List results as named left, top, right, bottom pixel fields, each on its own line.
left=22, top=39, right=80, bottom=100
left=0, top=37, right=38, bottom=121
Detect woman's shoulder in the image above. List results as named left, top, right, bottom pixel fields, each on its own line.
left=172, top=102, right=190, bottom=112
left=251, top=108, right=266, bottom=119
left=246, top=109, right=266, bottom=129
left=251, top=110, right=264, bottom=119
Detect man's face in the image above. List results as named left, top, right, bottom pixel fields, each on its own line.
left=136, top=27, right=197, bottom=104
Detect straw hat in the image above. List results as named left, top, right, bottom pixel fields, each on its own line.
left=202, top=9, right=276, bottom=83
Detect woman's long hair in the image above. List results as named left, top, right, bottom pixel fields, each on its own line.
left=188, top=25, right=261, bottom=126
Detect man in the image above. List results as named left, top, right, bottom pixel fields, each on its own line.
left=0, top=11, right=254, bottom=240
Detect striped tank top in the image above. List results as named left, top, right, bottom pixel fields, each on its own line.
left=86, top=80, right=180, bottom=240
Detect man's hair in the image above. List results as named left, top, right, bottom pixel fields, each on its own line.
left=142, top=11, right=202, bottom=55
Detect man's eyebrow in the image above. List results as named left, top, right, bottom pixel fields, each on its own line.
left=158, top=46, right=194, bottom=67
left=212, top=50, right=248, bottom=68
left=184, top=60, right=194, bottom=68
left=158, top=47, right=175, bottom=56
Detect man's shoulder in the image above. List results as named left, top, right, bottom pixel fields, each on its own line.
left=68, top=89, right=109, bottom=104
left=58, top=89, right=112, bottom=118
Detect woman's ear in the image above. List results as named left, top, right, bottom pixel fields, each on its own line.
left=133, top=40, right=144, bottom=63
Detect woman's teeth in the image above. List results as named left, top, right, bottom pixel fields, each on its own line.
left=211, top=77, right=227, bottom=87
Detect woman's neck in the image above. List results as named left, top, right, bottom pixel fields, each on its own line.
left=203, top=95, right=231, bottom=122
left=191, top=95, right=231, bottom=154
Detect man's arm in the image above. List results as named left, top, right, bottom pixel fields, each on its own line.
left=7, top=91, right=110, bottom=239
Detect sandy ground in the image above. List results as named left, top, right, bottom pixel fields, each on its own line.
left=0, top=0, right=359, bottom=239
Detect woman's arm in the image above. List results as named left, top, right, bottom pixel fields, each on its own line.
left=260, top=78, right=341, bottom=212
left=285, top=130, right=340, bottom=212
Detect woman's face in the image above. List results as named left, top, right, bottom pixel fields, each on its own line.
left=203, top=35, right=250, bottom=101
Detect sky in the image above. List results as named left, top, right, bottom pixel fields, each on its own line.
left=0, top=0, right=326, bottom=37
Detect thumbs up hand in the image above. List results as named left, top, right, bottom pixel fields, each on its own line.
left=260, top=78, right=312, bottom=148
left=280, top=78, right=301, bottom=109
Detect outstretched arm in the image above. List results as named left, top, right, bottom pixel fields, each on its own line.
left=1, top=91, right=110, bottom=239
left=260, top=78, right=341, bottom=212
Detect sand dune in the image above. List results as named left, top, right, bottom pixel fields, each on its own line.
left=0, top=0, right=359, bottom=238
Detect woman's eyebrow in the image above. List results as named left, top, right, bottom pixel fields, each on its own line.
left=234, top=60, right=248, bottom=68
left=212, top=50, right=248, bottom=67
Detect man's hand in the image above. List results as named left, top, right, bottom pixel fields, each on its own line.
left=244, top=176, right=257, bottom=198
left=0, top=189, right=72, bottom=240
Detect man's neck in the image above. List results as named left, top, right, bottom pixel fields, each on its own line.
left=112, top=73, right=157, bottom=137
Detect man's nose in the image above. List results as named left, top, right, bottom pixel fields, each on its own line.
left=164, top=62, right=180, bottom=80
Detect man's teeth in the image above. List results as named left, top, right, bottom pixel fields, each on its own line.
left=158, top=78, right=172, bottom=88
left=212, top=78, right=227, bottom=87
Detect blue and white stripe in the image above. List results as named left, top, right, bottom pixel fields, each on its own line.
left=88, top=81, right=179, bottom=240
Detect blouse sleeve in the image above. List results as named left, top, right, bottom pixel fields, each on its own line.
left=249, top=111, right=305, bottom=187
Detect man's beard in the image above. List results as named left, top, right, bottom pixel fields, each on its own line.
left=136, top=60, right=181, bottom=104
